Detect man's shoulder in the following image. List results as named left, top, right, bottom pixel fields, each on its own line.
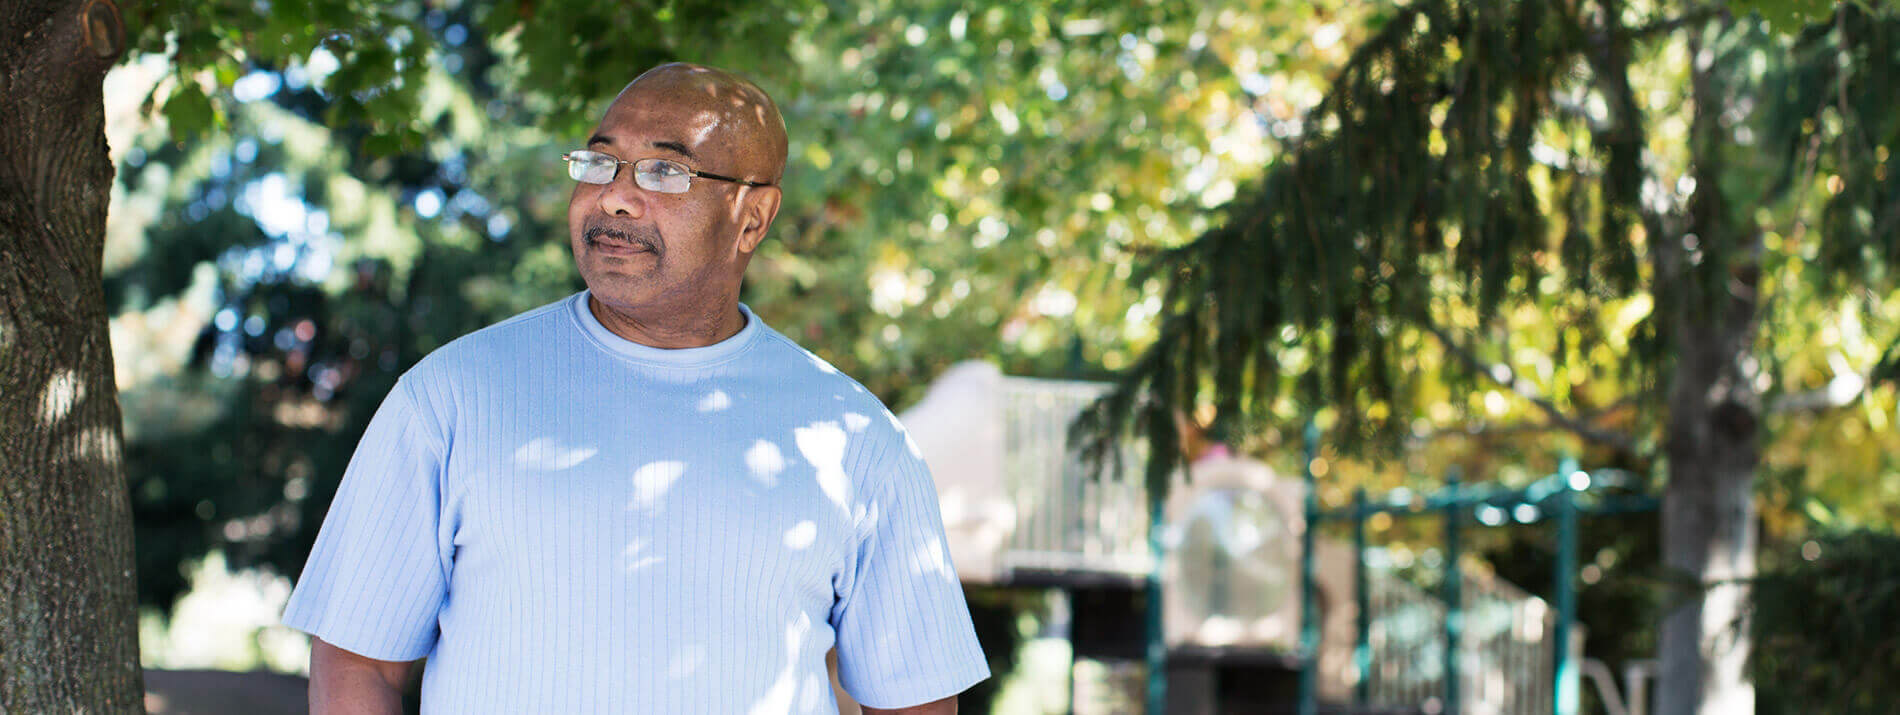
left=749, top=328, right=882, bottom=399
left=746, top=326, right=916, bottom=440
left=406, top=295, right=577, bottom=381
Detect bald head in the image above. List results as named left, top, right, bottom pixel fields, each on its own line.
left=601, top=63, right=789, bottom=184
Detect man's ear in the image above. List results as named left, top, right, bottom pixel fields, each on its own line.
left=735, top=186, right=782, bottom=254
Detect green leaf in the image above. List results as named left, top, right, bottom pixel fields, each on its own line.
left=1733, top=0, right=1844, bottom=35
left=363, top=133, right=403, bottom=158
left=162, top=82, right=214, bottom=143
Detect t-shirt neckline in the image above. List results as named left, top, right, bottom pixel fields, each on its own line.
left=568, top=291, right=761, bottom=367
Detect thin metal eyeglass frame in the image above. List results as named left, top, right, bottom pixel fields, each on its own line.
left=561, top=151, right=773, bottom=192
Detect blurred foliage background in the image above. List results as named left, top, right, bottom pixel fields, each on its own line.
left=1748, top=528, right=1900, bottom=715
left=102, top=0, right=1897, bottom=712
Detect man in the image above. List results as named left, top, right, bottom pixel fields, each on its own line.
left=283, top=63, right=989, bottom=714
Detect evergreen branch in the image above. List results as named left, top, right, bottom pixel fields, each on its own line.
left=1584, top=0, right=1682, bottom=280
left=1419, top=319, right=1642, bottom=456
left=1304, top=3, right=1433, bottom=126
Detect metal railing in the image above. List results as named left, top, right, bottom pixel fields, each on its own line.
left=996, top=378, right=1152, bottom=577
left=1363, top=561, right=1561, bottom=715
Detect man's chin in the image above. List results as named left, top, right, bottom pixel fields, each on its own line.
left=584, top=282, right=653, bottom=312
left=579, top=256, right=645, bottom=285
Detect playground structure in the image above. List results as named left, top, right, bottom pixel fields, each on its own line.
left=900, top=362, right=1655, bottom=714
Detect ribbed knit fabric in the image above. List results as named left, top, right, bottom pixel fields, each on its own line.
left=283, top=292, right=989, bottom=713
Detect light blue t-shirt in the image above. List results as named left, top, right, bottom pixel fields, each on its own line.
left=283, top=293, right=989, bottom=713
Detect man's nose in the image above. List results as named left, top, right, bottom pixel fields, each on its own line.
left=596, top=173, right=648, bottom=218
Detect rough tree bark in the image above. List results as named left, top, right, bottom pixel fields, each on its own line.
left=1654, top=24, right=1760, bottom=715
left=0, top=0, right=144, bottom=710
left=1657, top=298, right=1760, bottom=715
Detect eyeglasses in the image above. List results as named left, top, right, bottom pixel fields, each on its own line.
left=561, top=150, right=772, bottom=194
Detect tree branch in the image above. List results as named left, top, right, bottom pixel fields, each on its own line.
left=1405, top=419, right=1583, bottom=447
left=1769, top=354, right=1869, bottom=414
left=1628, top=5, right=1725, bottom=41
left=1419, top=319, right=1642, bottom=457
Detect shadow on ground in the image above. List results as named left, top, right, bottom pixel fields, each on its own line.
left=143, top=670, right=311, bottom=714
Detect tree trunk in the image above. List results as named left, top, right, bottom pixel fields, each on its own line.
left=1654, top=24, right=1760, bottom=715
left=0, top=0, right=143, bottom=710
left=1657, top=325, right=1760, bottom=715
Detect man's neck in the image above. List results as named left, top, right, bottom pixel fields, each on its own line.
left=587, top=295, right=746, bottom=349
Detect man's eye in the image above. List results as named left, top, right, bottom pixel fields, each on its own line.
left=652, top=162, right=689, bottom=177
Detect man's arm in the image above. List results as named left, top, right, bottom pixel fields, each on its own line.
left=308, top=636, right=420, bottom=715
left=861, top=695, right=956, bottom=714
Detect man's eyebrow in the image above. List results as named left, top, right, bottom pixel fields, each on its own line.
left=586, top=135, right=697, bottom=161
left=650, top=141, right=697, bottom=161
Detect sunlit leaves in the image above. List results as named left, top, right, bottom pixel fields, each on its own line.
left=1079, top=0, right=1900, bottom=543
left=133, top=0, right=436, bottom=153
left=742, top=0, right=1337, bottom=403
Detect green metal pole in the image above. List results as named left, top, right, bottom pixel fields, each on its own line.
left=1553, top=456, right=1580, bottom=715
left=1443, top=467, right=1463, bottom=715
left=1352, top=487, right=1370, bottom=705
left=1146, top=496, right=1167, bottom=715
left=1297, top=420, right=1320, bottom=715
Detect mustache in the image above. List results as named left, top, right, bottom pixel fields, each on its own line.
left=584, top=224, right=662, bottom=255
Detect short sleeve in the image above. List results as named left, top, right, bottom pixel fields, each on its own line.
left=830, top=435, right=990, bottom=709
left=282, top=379, right=452, bottom=661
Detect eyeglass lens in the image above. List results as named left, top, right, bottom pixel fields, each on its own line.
left=565, top=151, right=694, bottom=194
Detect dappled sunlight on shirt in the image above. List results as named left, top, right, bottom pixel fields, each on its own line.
left=510, top=437, right=599, bottom=471
left=746, top=439, right=787, bottom=487
left=629, top=460, right=687, bottom=511
left=795, top=420, right=854, bottom=514
left=698, top=389, right=732, bottom=412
